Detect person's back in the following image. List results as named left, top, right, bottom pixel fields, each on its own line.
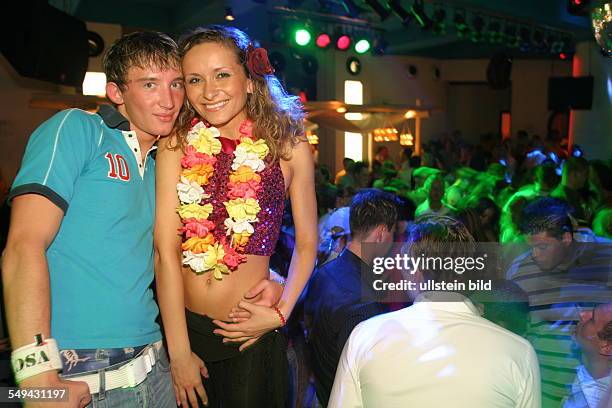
left=330, top=296, right=540, bottom=408
left=329, top=216, right=540, bottom=408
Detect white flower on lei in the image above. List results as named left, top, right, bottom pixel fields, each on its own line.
left=232, top=149, right=265, bottom=172
left=182, top=250, right=208, bottom=273
left=176, top=176, right=208, bottom=204
left=224, top=218, right=257, bottom=235
left=186, top=122, right=220, bottom=144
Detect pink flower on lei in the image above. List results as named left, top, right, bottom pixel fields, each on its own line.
left=181, top=145, right=217, bottom=168
left=227, top=179, right=260, bottom=199
left=179, top=218, right=216, bottom=238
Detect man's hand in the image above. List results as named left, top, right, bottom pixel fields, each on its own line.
left=228, top=278, right=284, bottom=322
left=21, top=370, right=91, bottom=408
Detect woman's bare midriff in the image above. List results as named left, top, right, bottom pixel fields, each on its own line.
left=183, top=254, right=270, bottom=320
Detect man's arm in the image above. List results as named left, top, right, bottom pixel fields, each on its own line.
left=2, top=194, right=60, bottom=351
left=2, top=194, right=90, bottom=406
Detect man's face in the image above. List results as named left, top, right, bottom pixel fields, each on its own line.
left=357, top=168, right=370, bottom=187
left=115, top=65, right=184, bottom=143
left=429, top=179, right=444, bottom=202
left=576, top=304, right=612, bottom=355
left=527, top=231, right=571, bottom=271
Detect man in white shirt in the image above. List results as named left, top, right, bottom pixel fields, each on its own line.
left=329, top=216, right=541, bottom=408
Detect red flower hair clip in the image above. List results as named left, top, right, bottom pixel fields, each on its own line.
left=246, top=44, right=275, bottom=79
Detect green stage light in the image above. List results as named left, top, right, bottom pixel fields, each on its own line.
left=295, top=29, right=312, bottom=46
left=355, top=39, right=371, bottom=54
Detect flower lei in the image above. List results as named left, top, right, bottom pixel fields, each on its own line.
left=177, top=119, right=270, bottom=280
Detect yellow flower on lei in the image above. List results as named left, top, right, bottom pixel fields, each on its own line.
left=182, top=234, right=215, bottom=253
left=238, top=138, right=269, bottom=159
left=191, top=129, right=222, bottom=156
left=205, top=243, right=230, bottom=280
left=229, top=166, right=261, bottom=184
left=178, top=203, right=214, bottom=220
left=224, top=198, right=260, bottom=221
left=231, top=232, right=251, bottom=248
left=182, top=163, right=214, bottom=186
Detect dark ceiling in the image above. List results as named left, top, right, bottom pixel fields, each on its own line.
left=50, top=0, right=594, bottom=59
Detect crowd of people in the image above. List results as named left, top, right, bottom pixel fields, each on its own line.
left=0, top=22, right=610, bottom=408
left=299, top=131, right=611, bottom=407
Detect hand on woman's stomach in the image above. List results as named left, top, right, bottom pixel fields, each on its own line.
left=183, top=255, right=270, bottom=320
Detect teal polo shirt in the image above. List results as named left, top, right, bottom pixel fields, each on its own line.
left=9, top=106, right=161, bottom=349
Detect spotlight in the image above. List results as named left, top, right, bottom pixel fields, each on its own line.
left=454, top=11, right=469, bottom=38
left=504, top=24, right=519, bottom=47
left=294, top=28, right=312, bottom=46
left=471, top=15, right=485, bottom=42
left=411, top=0, right=432, bottom=30
left=225, top=7, right=235, bottom=21
left=316, top=33, right=331, bottom=48
left=346, top=56, right=362, bottom=75
left=432, top=7, right=446, bottom=35
left=364, top=0, right=390, bottom=21
left=567, top=0, right=591, bottom=16
left=336, top=34, right=351, bottom=51
left=548, top=33, right=562, bottom=53
left=389, top=0, right=413, bottom=25
left=354, top=39, right=371, bottom=54
left=487, top=21, right=501, bottom=43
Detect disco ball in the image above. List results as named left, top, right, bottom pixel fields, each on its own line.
left=591, top=2, right=612, bottom=56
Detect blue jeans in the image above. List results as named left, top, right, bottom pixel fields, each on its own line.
left=60, top=344, right=175, bottom=408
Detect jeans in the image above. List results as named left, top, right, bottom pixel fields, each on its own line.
left=60, top=343, right=176, bottom=408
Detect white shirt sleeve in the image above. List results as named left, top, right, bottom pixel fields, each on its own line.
left=328, top=324, right=364, bottom=408
left=516, top=344, right=542, bottom=408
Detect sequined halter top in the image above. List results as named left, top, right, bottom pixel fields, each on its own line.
left=206, top=137, right=285, bottom=256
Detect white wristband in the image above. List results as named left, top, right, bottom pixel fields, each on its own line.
left=11, top=336, right=62, bottom=383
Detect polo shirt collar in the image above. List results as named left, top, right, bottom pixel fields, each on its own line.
left=97, top=104, right=130, bottom=131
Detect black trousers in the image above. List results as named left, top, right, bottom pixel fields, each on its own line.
left=186, top=309, right=288, bottom=408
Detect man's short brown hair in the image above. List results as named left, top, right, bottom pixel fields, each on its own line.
left=103, top=31, right=180, bottom=88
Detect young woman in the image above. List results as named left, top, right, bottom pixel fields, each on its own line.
left=154, top=26, right=317, bottom=407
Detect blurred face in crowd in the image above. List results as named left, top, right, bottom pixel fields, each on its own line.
left=356, top=167, right=370, bottom=188
left=481, top=208, right=496, bottom=227
left=527, top=231, right=572, bottom=271
left=572, top=169, right=588, bottom=189
left=576, top=303, right=612, bottom=356
left=429, top=179, right=445, bottom=203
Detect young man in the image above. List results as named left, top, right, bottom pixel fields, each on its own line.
left=2, top=31, right=184, bottom=407
left=330, top=217, right=541, bottom=408
left=305, top=189, right=399, bottom=406
left=506, top=197, right=612, bottom=407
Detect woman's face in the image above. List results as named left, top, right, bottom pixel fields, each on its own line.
left=182, top=42, right=252, bottom=137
